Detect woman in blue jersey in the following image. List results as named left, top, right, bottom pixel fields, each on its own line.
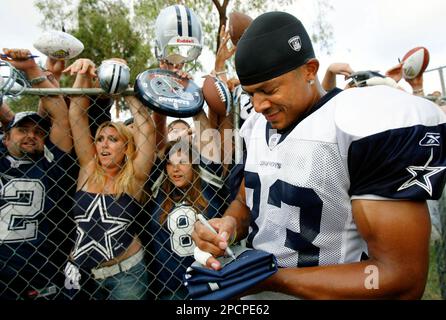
left=66, top=58, right=155, bottom=300
left=147, top=139, right=227, bottom=300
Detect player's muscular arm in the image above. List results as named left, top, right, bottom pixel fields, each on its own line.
left=255, top=199, right=430, bottom=299
left=223, top=180, right=251, bottom=242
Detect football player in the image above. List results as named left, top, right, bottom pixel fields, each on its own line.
left=192, top=12, right=446, bottom=299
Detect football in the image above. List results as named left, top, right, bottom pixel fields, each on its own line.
left=401, top=47, right=430, bottom=80
left=228, top=11, right=253, bottom=46
left=202, top=75, right=231, bottom=116
left=33, top=30, right=84, bottom=60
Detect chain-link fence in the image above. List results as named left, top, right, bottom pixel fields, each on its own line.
left=423, top=65, right=446, bottom=107
left=435, top=188, right=446, bottom=299
left=3, top=72, right=446, bottom=300
left=0, top=87, right=242, bottom=300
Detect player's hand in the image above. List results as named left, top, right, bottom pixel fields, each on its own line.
left=385, top=63, right=403, bottom=83
left=406, top=73, right=424, bottom=94
left=45, top=57, right=65, bottom=82
left=215, top=25, right=236, bottom=68
left=227, top=78, right=241, bottom=91
left=1, top=48, right=39, bottom=72
left=175, top=69, right=192, bottom=79
left=63, top=58, right=97, bottom=78
left=326, top=62, right=354, bottom=79
left=192, top=216, right=237, bottom=270
left=159, top=60, right=191, bottom=79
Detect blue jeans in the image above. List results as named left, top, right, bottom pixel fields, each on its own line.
left=93, top=259, right=148, bottom=300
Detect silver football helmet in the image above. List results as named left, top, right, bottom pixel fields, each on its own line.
left=97, top=60, right=130, bottom=95
left=155, top=5, right=203, bottom=64
left=233, top=85, right=254, bottom=121
left=0, top=60, right=28, bottom=98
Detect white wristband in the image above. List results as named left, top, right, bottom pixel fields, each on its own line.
left=194, top=246, right=213, bottom=266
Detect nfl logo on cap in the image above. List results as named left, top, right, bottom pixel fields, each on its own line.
left=288, top=36, right=302, bottom=52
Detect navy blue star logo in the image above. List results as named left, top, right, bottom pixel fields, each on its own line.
left=72, top=194, right=130, bottom=261
left=398, top=150, right=446, bottom=196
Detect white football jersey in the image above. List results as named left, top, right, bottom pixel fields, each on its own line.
left=240, top=86, right=446, bottom=270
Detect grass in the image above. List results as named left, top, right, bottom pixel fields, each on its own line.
left=422, top=241, right=442, bottom=300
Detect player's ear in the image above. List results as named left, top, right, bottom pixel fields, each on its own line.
left=303, top=58, right=319, bottom=82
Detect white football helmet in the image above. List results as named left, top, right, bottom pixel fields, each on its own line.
left=0, top=60, right=28, bottom=97
left=97, top=60, right=130, bottom=95
left=155, top=5, right=203, bottom=64
left=233, top=85, right=254, bottom=121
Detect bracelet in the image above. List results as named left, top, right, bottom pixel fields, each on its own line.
left=413, top=88, right=424, bottom=94
left=28, top=75, right=47, bottom=86
left=211, top=70, right=227, bottom=78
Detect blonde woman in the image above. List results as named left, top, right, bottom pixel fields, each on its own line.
left=66, top=58, right=155, bottom=300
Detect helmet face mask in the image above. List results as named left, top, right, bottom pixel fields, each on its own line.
left=155, top=5, right=203, bottom=65
left=346, top=70, right=385, bottom=88
left=163, top=42, right=202, bottom=64
left=0, top=60, right=28, bottom=97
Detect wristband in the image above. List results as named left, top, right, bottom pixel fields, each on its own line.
left=194, top=247, right=213, bottom=266
left=212, top=70, right=227, bottom=80
left=413, top=88, right=424, bottom=94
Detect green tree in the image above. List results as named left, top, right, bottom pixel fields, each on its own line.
left=31, top=0, right=333, bottom=116
left=35, top=0, right=154, bottom=81
left=6, top=95, right=39, bottom=113
left=133, top=0, right=332, bottom=56
left=35, top=0, right=333, bottom=73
